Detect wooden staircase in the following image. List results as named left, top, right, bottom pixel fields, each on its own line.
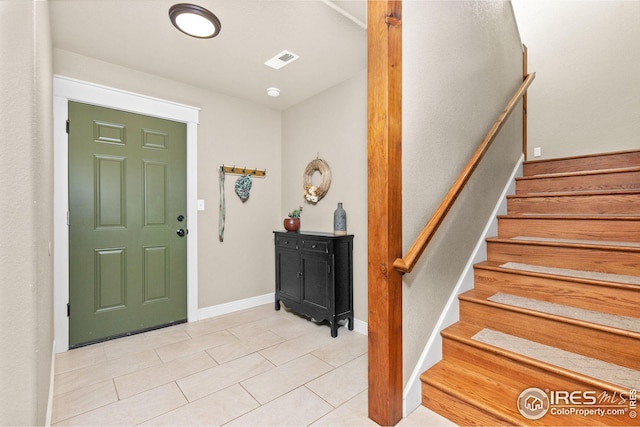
left=420, top=149, right=640, bottom=426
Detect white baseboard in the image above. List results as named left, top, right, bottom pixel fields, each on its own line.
left=197, top=293, right=369, bottom=336
left=402, top=155, right=523, bottom=417
left=198, top=293, right=275, bottom=321
left=352, top=318, right=368, bottom=336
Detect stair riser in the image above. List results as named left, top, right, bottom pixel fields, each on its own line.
left=422, top=382, right=511, bottom=426
left=474, top=266, right=640, bottom=319
left=507, top=193, right=640, bottom=215
left=486, top=240, right=640, bottom=276
left=460, top=300, right=640, bottom=370
left=422, top=361, right=534, bottom=426
left=497, top=217, right=640, bottom=242
left=516, top=170, right=640, bottom=194
left=524, top=151, right=640, bottom=176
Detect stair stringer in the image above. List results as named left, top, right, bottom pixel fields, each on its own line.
left=402, top=155, right=524, bottom=416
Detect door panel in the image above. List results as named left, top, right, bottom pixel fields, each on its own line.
left=301, top=253, right=330, bottom=310
left=276, top=249, right=301, bottom=302
left=95, top=156, right=126, bottom=228
left=144, top=162, right=167, bottom=226
left=95, top=248, right=126, bottom=311
left=68, top=101, right=187, bottom=347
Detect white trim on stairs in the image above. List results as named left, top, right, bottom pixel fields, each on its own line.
left=402, top=155, right=524, bottom=417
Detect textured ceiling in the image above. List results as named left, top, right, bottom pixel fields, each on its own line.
left=49, top=0, right=367, bottom=110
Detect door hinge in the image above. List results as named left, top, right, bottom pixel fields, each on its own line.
left=66, top=120, right=70, bottom=134
left=67, top=303, right=70, bottom=317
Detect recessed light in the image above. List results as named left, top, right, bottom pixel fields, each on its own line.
left=266, top=88, right=281, bottom=97
left=169, top=3, right=221, bottom=39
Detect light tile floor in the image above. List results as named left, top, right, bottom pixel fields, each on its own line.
left=53, top=303, right=456, bottom=426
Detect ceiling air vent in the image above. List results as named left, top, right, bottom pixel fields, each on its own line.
left=264, top=50, right=300, bottom=70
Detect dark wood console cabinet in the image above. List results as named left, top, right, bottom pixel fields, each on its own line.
left=273, top=231, right=354, bottom=337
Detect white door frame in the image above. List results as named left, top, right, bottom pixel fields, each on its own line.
left=53, top=76, right=199, bottom=353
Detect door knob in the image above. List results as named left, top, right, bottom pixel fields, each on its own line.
left=177, top=214, right=185, bottom=222
left=176, top=229, right=186, bottom=237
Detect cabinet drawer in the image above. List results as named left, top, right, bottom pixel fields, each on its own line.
left=276, top=236, right=299, bottom=249
left=302, top=240, right=329, bottom=253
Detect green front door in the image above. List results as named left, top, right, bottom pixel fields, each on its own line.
left=68, top=101, right=187, bottom=347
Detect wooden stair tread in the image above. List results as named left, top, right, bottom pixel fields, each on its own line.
left=497, top=214, right=640, bottom=220
left=507, top=188, right=640, bottom=198
left=488, top=291, right=640, bottom=332
left=523, top=148, right=640, bottom=166
left=460, top=290, right=640, bottom=371
left=422, top=359, right=628, bottom=426
left=441, top=322, right=635, bottom=394
left=496, top=215, right=640, bottom=242
left=460, top=288, right=640, bottom=335
left=523, top=149, right=640, bottom=176
left=506, top=191, right=640, bottom=215
left=511, top=235, right=640, bottom=248
left=471, top=328, right=640, bottom=391
left=422, top=360, right=535, bottom=425
left=517, top=165, right=640, bottom=181
left=515, top=167, right=640, bottom=195
left=486, top=236, right=640, bottom=252
left=475, top=260, right=640, bottom=289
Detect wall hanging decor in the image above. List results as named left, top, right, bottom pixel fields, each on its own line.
left=303, top=157, right=331, bottom=203
left=234, top=174, right=252, bottom=202
left=220, top=165, right=266, bottom=177
left=218, top=168, right=226, bottom=241
left=218, top=165, right=266, bottom=242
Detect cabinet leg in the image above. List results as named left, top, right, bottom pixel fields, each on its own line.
left=275, top=299, right=281, bottom=311
left=348, top=317, right=354, bottom=331
left=331, top=322, right=338, bottom=338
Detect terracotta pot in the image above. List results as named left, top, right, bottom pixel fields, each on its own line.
left=283, top=218, right=300, bottom=232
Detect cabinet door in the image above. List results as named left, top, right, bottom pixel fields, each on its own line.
left=275, top=249, right=301, bottom=302
left=301, top=252, right=331, bottom=310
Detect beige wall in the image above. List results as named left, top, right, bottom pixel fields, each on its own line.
left=402, top=0, right=524, bottom=385
left=53, top=49, right=282, bottom=310
left=281, top=70, right=368, bottom=323
left=0, top=1, right=54, bottom=425
left=512, top=0, right=640, bottom=159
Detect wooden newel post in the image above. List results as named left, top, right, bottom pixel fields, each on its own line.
left=367, top=0, right=403, bottom=425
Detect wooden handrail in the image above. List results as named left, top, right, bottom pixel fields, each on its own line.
left=393, top=72, right=536, bottom=274
left=523, top=44, right=529, bottom=160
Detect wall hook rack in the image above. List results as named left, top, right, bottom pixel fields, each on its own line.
left=219, top=165, right=266, bottom=177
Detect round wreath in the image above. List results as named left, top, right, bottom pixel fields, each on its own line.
left=303, top=158, right=331, bottom=203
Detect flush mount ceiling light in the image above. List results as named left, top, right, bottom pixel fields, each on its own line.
left=169, top=3, right=221, bottom=39
left=266, top=88, right=281, bottom=97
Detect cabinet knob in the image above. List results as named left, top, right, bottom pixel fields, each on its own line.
left=311, top=244, right=317, bottom=249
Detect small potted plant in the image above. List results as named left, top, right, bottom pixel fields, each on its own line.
left=284, top=206, right=302, bottom=232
